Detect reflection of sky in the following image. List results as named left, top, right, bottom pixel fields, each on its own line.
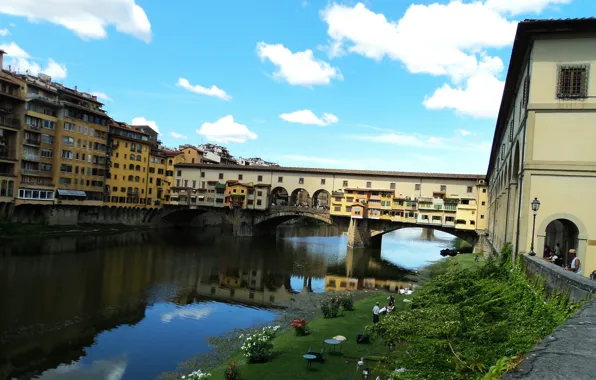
left=37, top=357, right=127, bottom=380
left=37, top=302, right=276, bottom=380
left=380, top=228, right=455, bottom=270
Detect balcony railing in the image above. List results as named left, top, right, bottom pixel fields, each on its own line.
left=0, top=116, right=20, bottom=129
left=25, top=138, right=41, bottom=146
left=22, top=153, right=40, bottom=161
left=26, top=93, right=61, bottom=107
left=21, top=168, right=40, bottom=175
left=26, top=124, right=42, bottom=132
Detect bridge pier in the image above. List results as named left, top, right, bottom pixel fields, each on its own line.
left=347, top=218, right=382, bottom=248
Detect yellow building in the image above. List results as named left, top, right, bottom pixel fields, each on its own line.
left=105, top=121, right=158, bottom=208
left=486, top=19, right=596, bottom=276
left=0, top=61, right=24, bottom=206
left=164, top=145, right=202, bottom=204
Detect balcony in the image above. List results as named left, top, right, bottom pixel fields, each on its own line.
left=26, top=124, right=42, bottom=132
left=0, top=116, right=20, bottom=130
left=25, top=138, right=41, bottom=146
left=0, top=146, right=16, bottom=161
left=0, top=87, right=22, bottom=100
left=22, top=153, right=40, bottom=161
left=26, top=93, right=61, bottom=107
left=21, top=168, right=40, bottom=175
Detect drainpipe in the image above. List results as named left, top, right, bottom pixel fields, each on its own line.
left=514, top=43, right=533, bottom=260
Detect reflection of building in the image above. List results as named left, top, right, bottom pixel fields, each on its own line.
left=486, top=19, right=596, bottom=276
left=324, top=275, right=411, bottom=293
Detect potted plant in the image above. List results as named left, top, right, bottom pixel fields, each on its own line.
left=290, top=318, right=309, bottom=336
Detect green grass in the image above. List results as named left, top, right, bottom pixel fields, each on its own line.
left=454, top=252, right=486, bottom=270
left=208, top=294, right=406, bottom=380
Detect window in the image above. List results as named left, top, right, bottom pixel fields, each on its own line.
left=60, top=164, right=73, bottom=173
left=59, top=177, right=72, bottom=185
left=343, top=180, right=348, bottom=187
left=247, top=199, right=253, bottom=205
left=64, top=122, right=75, bottom=132
left=334, top=206, right=341, bottom=212
left=17, top=189, right=54, bottom=200
left=481, top=201, right=486, bottom=206
left=41, top=163, right=52, bottom=172
left=62, top=136, right=74, bottom=145
left=467, top=186, right=473, bottom=193
left=41, top=149, right=53, bottom=158
left=390, top=183, right=395, bottom=190
left=481, top=215, right=485, bottom=219
left=257, top=199, right=262, bottom=206
left=278, top=176, right=283, bottom=183
left=257, top=191, right=262, bottom=196
left=440, top=185, right=447, bottom=192
left=238, top=174, right=243, bottom=180
left=192, top=180, right=196, bottom=188
left=61, top=150, right=73, bottom=159
left=41, top=134, right=54, bottom=144
left=201, top=172, right=205, bottom=178
left=557, top=64, right=588, bottom=99
left=43, top=120, right=56, bottom=130
left=176, top=179, right=181, bottom=186
left=522, top=76, right=530, bottom=108
left=219, top=173, right=224, bottom=180
left=184, top=180, right=189, bottom=187
left=366, top=182, right=371, bottom=188
left=482, top=188, right=487, bottom=193
left=321, top=179, right=326, bottom=185
left=509, top=119, right=514, bottom=142
left=299, top=177, right=304, bottom=184
left=470, top=220, right=476, bottom=225
left=258, top=175, right=263, bottom=182
left=177, top=170, right=182, bottom=176
left=415, top=184, right=420, bottom=191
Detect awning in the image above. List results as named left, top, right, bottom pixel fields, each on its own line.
left=56, top=189, right=87, bottom=197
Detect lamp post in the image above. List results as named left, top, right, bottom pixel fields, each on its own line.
left=529, top=197, right=540, bottom=256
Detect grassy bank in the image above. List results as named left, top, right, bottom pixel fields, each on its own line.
left=208, top=294, right=404, bottom=380
left=0, top=222, right=153, bottom=239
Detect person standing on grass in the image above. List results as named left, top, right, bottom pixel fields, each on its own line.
left=372, top=302, right=380, bottom=323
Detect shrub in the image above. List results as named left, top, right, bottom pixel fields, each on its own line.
left=290, top=318, right=309, bottom=336
left=239, top=326, right=280, bottom=363
left=182, top=369, right=211, bottom=379
left=338, top=294, right=354, bottom=311
left=224, top=361, right=240, bottom=380
left=320, top=298, right=340, bottom=318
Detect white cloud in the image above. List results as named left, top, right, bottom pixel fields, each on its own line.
left=196, top=115, right=257, bottom=144
left=90, top=92, right=112, bottom=102
left=279, top=110, right=338, bottom=126
left=169, top=131, right=187, bottom=140
left=176, top=78, right=231, bottom=101
left=161, top=307, right=213, bottom=324
left=0, top=28, right=9, bottom=36
left=485, top=0, right=572, bottom=15
left=256, top=42, right=342, bottom=86
left=321, top=1, right=556, bottom=118
left=280, top=155, right=342, bottom=165
left=351, top=132, right=490, bottom=152
left=0, top=42, right=67, bottom=80
left=0, top=0, right=151, bottom=42
left=456, top=129, right=471, bottom=137
left=131, top=117, right=159, bottom=134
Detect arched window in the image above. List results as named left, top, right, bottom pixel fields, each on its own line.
left=135, top=176, right=140, bottom=182
left=128, top=175, right=134, bottom=181
left=129, top=164, right=134, bottom=170
left=169, top=159, right=173, bottom=165
left=135, top=165, right=140, bottom=171
left=130, top=154, right=135, bottom=160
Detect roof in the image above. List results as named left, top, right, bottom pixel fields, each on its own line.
left=487, top=18, right=596, bottom=178
left=174, top=163, right=484, bottom=180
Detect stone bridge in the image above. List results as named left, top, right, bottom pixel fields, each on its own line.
left=155, top=205, right=484, bottom=252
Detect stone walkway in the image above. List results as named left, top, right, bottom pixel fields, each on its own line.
left=502, top=297, right=596, bottom=380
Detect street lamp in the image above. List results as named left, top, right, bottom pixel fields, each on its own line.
left=529, top=197, right=541, bottom=256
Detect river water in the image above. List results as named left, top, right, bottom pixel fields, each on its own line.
left=0, top=226, right=457, bottom=380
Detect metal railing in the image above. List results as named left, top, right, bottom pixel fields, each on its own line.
left=0, top=116, right=20, bottom=129
left=0, top=147, right=16, bottom=160
left=21, top=168, right=40, bottom=174
left=22, top=153, right=40, bottom=161
left=270, top=205, right=330, bottom=214
left=25, top=138, right=41, bottom=145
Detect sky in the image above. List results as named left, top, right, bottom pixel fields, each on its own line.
left=0, top=0, right=592, bottom=174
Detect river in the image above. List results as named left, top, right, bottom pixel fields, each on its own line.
left=0, top=226, right=457, bottom=380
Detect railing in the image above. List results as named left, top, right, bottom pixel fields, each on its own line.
left=26, top=124, right=42, bottom=131
left=0, top=116, right=20, bottom=129
left=270, top=205, right=330, bottom=215
left=0, top=87, right=20, bottom=98
left=25, top=138, right=41, bottom=145
left=22, top=153, right=40, bottom=161
left=0, top=146, right=16, bottom=160
left=21, top=168, right=40, bottom=175
left=0, top=170, right=14, bottom=177
left=26, top=93, right=61, bottom=106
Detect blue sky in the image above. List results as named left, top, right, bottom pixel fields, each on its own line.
left=0, top=0, right=592, bottom=174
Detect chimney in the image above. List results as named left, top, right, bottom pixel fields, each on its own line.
left=0, top=50, right=5, bottom=71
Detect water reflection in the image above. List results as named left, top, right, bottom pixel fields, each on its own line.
left=0, top=226, right=453, bottom=379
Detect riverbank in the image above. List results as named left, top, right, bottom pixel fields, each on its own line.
left=158, top=291, right=396, bottom=380
left=0, top=222, right=154, bottom=239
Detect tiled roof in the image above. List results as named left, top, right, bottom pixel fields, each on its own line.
left=174, top=163, right=485, bottom=180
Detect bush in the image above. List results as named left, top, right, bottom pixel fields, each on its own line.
left=320, top=298, right=340, bottom=318
left=290, top=318, right=309, bottom=336
left=182, top=369, right=211, bottom=379
left=239, top=326, right=280, bottom=363
left=370, top=244, right=579, bottom=379
left=338, top=294, right=354, bottom=311
left=224, top=361, right=240, bottom=380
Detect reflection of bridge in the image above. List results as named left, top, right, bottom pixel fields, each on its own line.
left=158, top=205, right=484, bottom=251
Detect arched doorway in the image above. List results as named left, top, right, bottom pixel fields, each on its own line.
left=290, top=188, right=311, bottom=207
left=270, top=187, right=288, bottom=206
left=312, top=189, right=330, bottom=209
left=545, top=219, right=579, bottom=266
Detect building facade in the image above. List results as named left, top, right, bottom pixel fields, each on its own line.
left=486, top=19, right=596, bottom=277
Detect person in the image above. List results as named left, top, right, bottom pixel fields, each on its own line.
left=387, top=295, right=395, bottom=312
left=554, top=243, right=561, bottom=258
left=566, top=249, right=582, bottom=275
left=372, top=302, right=380, bottom=323
left=543, top=245, right=551, bottom=259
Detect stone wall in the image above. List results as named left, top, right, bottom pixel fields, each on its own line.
left=522, top=254, right=596, bottom=303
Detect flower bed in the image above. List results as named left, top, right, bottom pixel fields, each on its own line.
left=181, top=369, right=211, bottom=379
left=239, top=325, right=280, bottom=363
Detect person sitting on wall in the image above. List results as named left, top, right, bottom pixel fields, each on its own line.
left=543, top=245, right=552, bottom=260
left=565, top=249, right=582, bottom=275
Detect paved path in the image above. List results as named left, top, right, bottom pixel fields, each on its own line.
left=502, top=297, right=596, bottom=380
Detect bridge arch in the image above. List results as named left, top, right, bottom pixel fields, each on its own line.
left=254, top=206, right=332, bottom=230
left=368, top=224, right=479, bottom=249
left=290, top=188, right=311, bottom=207
left=312, top=189, right=330, bottom=208
left=271, top=187, right=289, bottom=206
